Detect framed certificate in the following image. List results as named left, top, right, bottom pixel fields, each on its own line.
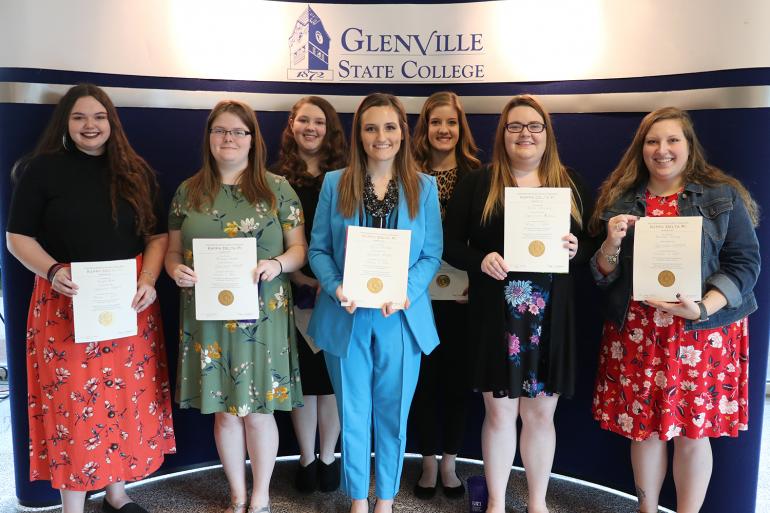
left=342, top=226, right=411, bottom=309
left=633, top=217, right=702, bottom=301
left=71, top=258, right=138, bottom=343
left=193, top=238, right=259, bottom=321
left=429, top=260, right=469, bottom=301
left=504, top=187, right=571, bottom=273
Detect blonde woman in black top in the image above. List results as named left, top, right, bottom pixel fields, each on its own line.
left=444, top=95, right=593, bottom=513
left=410, top=91, right=480, bottom=500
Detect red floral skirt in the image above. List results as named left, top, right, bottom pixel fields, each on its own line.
left=593, top=301, right=749, bottom=441
left=26, top=258, right=176, bottom=490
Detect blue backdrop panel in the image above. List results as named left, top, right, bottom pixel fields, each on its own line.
left=1, top=84, right=768, bottom=513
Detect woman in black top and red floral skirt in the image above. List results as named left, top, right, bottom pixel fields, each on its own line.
left=6, top=84, right=175, bottom=513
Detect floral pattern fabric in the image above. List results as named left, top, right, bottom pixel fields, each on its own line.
left=496, top=272, right=553, bottom=398
left=26, top=264, right=176, bottom=491
left=168, top=174, right=304, bottom=415
left=592, top=191, right=749, bottom=441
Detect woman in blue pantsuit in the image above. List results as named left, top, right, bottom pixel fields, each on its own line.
left=308, top=93, right=442, bottom=513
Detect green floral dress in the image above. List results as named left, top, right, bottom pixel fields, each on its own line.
left=168, top=173, right=304, bottom=415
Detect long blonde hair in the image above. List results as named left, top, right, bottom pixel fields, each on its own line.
left=412, top=91, right=481, bottom=172
left=337, top=93, right=421, bottom=219
left=482, top=95, right=583, bottom=226
left=589, top=107, right=760, bottom=235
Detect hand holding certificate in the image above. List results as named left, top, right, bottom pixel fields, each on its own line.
left=193, top=238, right=260, bottom=321
left=71, top=259, right=138, bottom=343
left=633, top=217, right=702, bottom=301
left=342, top=226, right=411, bottom=309
left=504, top=187, right=571, bottom=273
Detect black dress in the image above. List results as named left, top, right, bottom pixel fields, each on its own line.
left=410, top=166, right=470, bottom=456
left=443, top=167, right=595, bottom=398
left=293, top=179, right=334, bottom=395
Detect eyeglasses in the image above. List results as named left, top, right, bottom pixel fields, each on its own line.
left=209, top=128, right=252, bottom=138
left=504, top=122, right=546, bottom=134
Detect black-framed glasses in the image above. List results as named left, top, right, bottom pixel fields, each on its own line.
left=209, top=128, right=252, bottom=138
left=504, top=122, right=546, bottom=134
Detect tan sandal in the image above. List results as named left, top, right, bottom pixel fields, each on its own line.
left=224, top=502, right=247, bottom=513
left=247, top=506, right=271, bottom=513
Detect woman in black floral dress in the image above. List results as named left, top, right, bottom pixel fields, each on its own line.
left=444, top=95, right=593, bottom=513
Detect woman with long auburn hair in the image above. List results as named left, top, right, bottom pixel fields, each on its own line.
left=590, top=107, right=760, bottom=513
left=273, top=96, right=347, bottom=493
left=409, top=91, right=480, bottom=500
left=444, top=95, right=594, bottom=513
left=307, top=93, right=442, bottom=513
left=6, top=83, right=175, bottom=513
left=165, top=100, right=308, bottom=513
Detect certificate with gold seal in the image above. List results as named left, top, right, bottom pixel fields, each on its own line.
left=341, top=226, right=411, bottom=309
left=633, top=217, right=702, bottom=301
left=429, top=260, right=469, bottom=300
left=503, top=187, right=571, bottom=273
left=193, top=238, right=259, bottom=320
left=71, top=258, right=138, bottom=343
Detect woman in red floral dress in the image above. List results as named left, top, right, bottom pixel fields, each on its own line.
left=6, top=84, right=176, bottom=513
left=589, top=107, right=760, bottom=513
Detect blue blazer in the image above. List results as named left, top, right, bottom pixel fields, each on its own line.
left=308, top=169, right=443, bottom=358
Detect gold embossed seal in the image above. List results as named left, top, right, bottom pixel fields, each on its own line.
left=528, top=240, right=546, bottom=257
left=218, top=290, right=235, bottom=306
left=657, top=270, right=676, bottom=287
left=367, top=277, right=384, bottom=293
left=98, top=311, right=113, bottom=326
left=435, top=275, right=451, bottom=288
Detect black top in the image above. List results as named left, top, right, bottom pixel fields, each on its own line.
left=443, top=166, right=596, bottom=397
left=7, top=148, right=166, bottom=263
left=292, top=178, right=323, bottom=278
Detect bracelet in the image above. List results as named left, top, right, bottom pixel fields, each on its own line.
left=139, top=270, right=155, bottom=281
left=697, top=301, right=709, bottom=322
left=270, top=257, right=283, bottom=274
left=599, top=241, right=621, bottom=265
left=46, top=263, right=65, bottom=282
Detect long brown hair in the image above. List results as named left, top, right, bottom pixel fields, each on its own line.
left=337, top=93, right=422, bottom=219
left=273, top=96, right=347, bottom=188
left=482, top=95, right=583, bottom=226
left=412, top=91, right=481, bottom=172
left=589, top=107, right=760, bottom=234
left=185, top=100, right=274, bottom=211
left=11, top=83, right=159, bottom=235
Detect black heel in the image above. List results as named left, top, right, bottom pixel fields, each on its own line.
left=318, top=457, right=340, bottom=492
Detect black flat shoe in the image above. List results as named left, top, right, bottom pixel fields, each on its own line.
left=102, top=500, right=149, bottom=513
left=294, top=458, right=318, bottom=493
left=318, top=458, right=340, bottom=492
left=440, top=474, right=465, bottom=498
left=413, top=474, right=437, bottom=500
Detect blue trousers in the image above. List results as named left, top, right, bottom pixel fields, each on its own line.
left=324, top=309, right=421, bottom=499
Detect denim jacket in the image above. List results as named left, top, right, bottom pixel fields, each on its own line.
left=590, top=181, right=760, bottom=331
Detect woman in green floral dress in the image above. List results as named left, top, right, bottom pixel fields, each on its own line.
left=165, top=100, right=307, bottom=513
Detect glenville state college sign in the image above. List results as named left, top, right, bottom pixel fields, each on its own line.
left=287, top=5, right=486, bottom=83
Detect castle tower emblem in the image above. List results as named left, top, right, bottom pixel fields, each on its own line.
left=287, top=4, right=333, bottom=80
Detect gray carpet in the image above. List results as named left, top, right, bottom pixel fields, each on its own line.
left=74, top=456, right=647, bottom=513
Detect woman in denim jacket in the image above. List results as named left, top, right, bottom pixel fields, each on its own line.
left=589, top=107, right=760, bottom=513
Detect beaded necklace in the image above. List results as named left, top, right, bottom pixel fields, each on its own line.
left=363, top=173, right=399, bottom=220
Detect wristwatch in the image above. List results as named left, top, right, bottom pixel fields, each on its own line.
left=697, top=301, right=709, bottom=322
left=599, top=241, right=621, bottom=265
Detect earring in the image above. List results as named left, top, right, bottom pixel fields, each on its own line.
left=62, top=133, right=69, bottom=150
